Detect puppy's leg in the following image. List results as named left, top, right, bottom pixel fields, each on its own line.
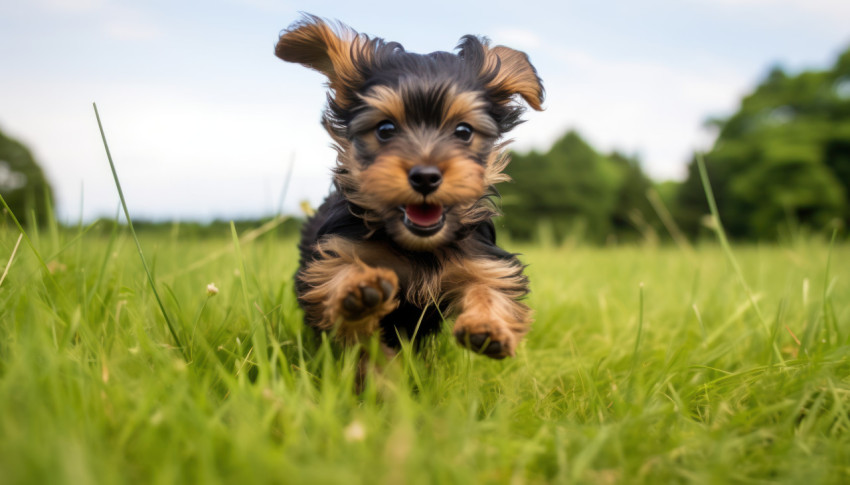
left=298, top=238, right=399, bottom=343
left=445, top=257, right=531, bottom=359
left=355, top=341, right=399, bottom=394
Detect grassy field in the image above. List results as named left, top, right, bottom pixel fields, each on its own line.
left=0, top=219, right=848, bottom=484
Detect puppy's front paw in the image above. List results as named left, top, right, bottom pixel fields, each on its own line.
left=453, top=313, right=518, bottom=359
left=334, top=266, right=399, bottom=322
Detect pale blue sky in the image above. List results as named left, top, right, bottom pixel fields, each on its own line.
left=1, top=0, right=848, bottom=221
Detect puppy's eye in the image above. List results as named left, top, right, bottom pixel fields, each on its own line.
left=454, top=123, right=473, bottom=142
left=376, top=121, right=397, bottom=141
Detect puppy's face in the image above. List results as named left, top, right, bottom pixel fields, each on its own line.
left=276, top=16, right=543, bottom=251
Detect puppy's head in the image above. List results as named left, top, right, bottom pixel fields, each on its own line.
left=276, top=15, right=543, bottom=251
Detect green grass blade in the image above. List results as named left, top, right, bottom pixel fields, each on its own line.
left=230, top=220, right=270, bottom=380
left=0, top=193, right=53, bottom=275
left=0, top=233, right=23, bottom=288
left=646, top=187, right=695, bottom=261
left=92, top=102, right=187, bottom=360
left=631, top=282, right=645, bottom=370
left=696, top=153, right=784, bottom=364
left=85, top=210, right=121, bottom=308
left=276, top=152, right=296, bottom=217
left=823, top=228, right=840, bottom=345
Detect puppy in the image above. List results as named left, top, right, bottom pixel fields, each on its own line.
left=276, top=15, right=543, bottom=359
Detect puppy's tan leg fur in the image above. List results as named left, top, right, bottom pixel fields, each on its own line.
left=444, top=257, right=531, bottom=359
left=300, top=249, right=399, bottom=343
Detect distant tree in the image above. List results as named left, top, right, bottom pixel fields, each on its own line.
left=608, top=151, right=659, bottom=241
left=501, top=131, right=657, bottom=243
left=653, top=180, right=680, bottom=208
left=675, top=48, right=850, bottom=239
left=0, top=127, right=54, bottom=225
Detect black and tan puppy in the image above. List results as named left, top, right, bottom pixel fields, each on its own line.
left=276, top=15, right=543, bottom=359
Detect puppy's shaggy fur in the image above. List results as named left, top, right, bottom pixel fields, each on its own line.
left=276, top=15, right=543, bottom=358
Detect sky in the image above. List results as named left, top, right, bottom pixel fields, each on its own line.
left=1, top=0, right=849, bottom=222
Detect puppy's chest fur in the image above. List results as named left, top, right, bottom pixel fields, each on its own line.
left=297, top=191, right=514, bottom=345
left=299, top=191, right=506, bottom=302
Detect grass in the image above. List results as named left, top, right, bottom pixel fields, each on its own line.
left=0, top=216, right=848, bottom=484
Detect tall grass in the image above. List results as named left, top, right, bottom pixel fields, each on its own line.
left=0, top=214, right=848, bottom=483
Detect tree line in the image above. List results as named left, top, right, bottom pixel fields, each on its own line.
left=501, top=46, right=850, bottom=242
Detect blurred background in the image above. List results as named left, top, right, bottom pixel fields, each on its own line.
left=1, top=0, right=848, bottom=242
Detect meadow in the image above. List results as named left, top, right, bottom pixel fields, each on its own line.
left=0, top=214, right=848, bottom=484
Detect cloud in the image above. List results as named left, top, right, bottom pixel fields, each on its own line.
left=702, top=0, right=850, bottom=13
left=687, top=0, right=850, bottom=35
left=32, top=0, right=164, bottom=41
left=35, top=0, right=106, bottom=12
left=225, top=0, right=293, bottom=14
left=508, top=43, right=747, bottom=180
left=103, top=11, right=163, bottom=41
left=494, top=28, right=543, bottom=49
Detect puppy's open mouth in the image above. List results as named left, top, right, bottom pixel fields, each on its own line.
left=401, top=203, right=445, bottom=236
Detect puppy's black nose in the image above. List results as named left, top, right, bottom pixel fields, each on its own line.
left=408, top=165, right=442, bottom=195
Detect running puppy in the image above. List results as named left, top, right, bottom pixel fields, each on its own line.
left=276, top=15, right=543, bottom=358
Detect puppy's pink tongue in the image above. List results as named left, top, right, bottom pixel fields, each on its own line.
left=405, top=204, right=443, bottom=227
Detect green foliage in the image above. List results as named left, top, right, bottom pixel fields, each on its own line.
left=501, top=131, right=658, bottom=243
left=676, top=48, right=850, bottom=239
left=1, top=224, right=849, bottom=484
left=0, top=127, right=54, bottom=226
left=608, top=151, right=657, bottom=240
left=652, top=180, right=679, bottom=207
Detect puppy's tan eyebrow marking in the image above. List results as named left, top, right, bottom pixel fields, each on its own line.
left=442, top=91, right=499, bottom=137
left=442, top=91, right=486, bottom=121
left=360, top=85, right=406, bottom=124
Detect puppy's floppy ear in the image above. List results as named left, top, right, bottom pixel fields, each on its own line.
left=483, top=45, right=545, bottom=111
left=275, top=15, right=366, bottom=107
